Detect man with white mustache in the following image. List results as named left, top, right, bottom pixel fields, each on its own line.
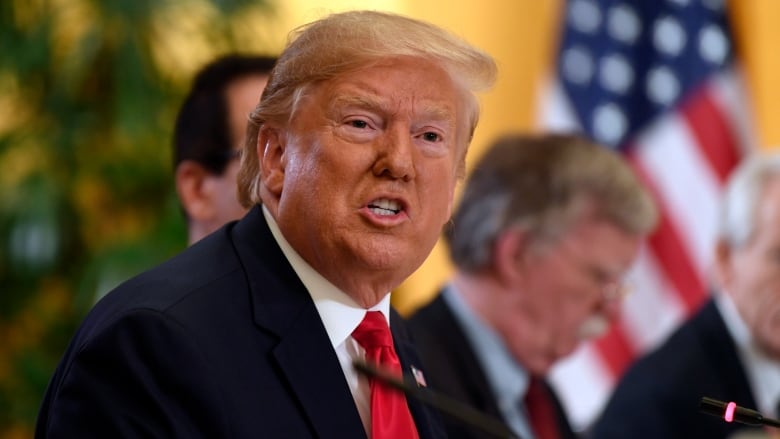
left=408, top=133, right=658, bottom=439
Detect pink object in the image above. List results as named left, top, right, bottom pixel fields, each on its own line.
left=724, top=402, right=737, bottom=422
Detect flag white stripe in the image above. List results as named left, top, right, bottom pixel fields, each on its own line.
left=621, top=246, right=687, bottom=352
left=549, top=344, right=613, bottom=431
left=634, top=112, right=722, bottom=280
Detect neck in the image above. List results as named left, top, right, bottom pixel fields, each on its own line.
left=327, top=274, right=393, bottom=308
left=187, top=224, right=209, bottom=246
left=451, top=271, right=504, bottom=325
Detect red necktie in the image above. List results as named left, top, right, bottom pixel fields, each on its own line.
left=352, top=311, right=420, bottom=439
left=525, top=377, right=560, bottom=439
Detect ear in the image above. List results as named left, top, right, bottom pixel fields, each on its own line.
left=175, top=160, right=218, bottom=222
left=443, top=182, right=460, bottom=225
left=493, top=227, right=527, bottom=287
left=259, top=125, right=286, bottom=197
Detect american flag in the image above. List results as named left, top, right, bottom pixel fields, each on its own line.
left=538, top=0, right=756, bottom=430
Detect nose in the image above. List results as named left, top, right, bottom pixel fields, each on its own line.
left=372, top=128, right=416, bottom=181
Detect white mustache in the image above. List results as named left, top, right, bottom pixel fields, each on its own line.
left=578, top=314, right=610, bottom=339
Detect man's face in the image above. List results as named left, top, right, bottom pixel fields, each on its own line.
left=263, top=57, right=466, bottom=305
left=500, top=216, right=641, bottom=375
left=208, top=74, right=269, bottom=227
left=718, top=177, right=780, bottom=359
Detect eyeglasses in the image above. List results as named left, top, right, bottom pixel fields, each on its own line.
left=543, top=236, right=634, bottom=306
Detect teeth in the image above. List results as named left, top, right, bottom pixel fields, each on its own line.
left=369, top=198, right=401, bottom=215
left=372, top=199, right=401, bottom=210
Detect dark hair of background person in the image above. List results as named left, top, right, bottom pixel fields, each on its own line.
left=172, top=54, right=277, bottom=176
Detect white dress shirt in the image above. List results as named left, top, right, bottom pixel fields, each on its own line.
left=263, top=206, right=391, bottom=435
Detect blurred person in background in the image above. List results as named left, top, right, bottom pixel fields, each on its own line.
left=592, top=152, right=780, bottom=439
left=35, top=10, right=496, bottom=438
left=173, top=54, right=276, bottom=245
left=408, top=133, right=658, bottom=439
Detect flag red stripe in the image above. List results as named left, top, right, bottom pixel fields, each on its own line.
left=592, top=321, right=637, bottom=378
left=627, top=152, right=709, bottom=316
left=646, top=207, right=708, bottom=314
left=679, top=88, right=742, bottom=183
left=591, top=150, right=712, bottom=379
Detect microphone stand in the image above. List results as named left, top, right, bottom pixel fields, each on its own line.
left=700, top=397, right=780, bottom=428
left=353, top=360, right=521, bottom=439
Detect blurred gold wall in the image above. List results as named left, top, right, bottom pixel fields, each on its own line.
left=264, top=0, right=780, bottom=314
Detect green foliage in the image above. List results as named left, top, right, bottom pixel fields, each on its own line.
left=0, top=0, right=273, bottom=435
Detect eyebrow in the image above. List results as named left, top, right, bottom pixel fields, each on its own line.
left=330, top=94, right=382, bottom=112
left=330, top=93, right=456, bottom=123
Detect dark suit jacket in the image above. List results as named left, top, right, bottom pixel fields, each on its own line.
left=590, top=298, right=761, bottom=439
left=36, top=206, right=445, bottom=438
left=407, top=292, right=577, bottom=439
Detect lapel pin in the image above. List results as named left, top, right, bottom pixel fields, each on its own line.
left=410, top=365, right=427, bottom=387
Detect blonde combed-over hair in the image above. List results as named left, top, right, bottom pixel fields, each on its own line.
left=236, top=10, right=497, bottom=207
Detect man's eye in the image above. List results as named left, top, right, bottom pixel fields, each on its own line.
left=423, top=132, right=440, bottom=142
left=349, top=120, right=369, bottom=129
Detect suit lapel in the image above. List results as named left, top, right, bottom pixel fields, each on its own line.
left=698, top=299, right=759, bottom=408
left=272, top=304, right=367, bottom=439
left=391, top=310, right=446, bottom=439
left=231, top=207, right=367, bottom=439
left=421, top=292, right=574, bottom=437
left=431, top=293, right=504, bottom=419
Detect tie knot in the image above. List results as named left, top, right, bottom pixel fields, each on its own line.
left=525, top=377, right=544, bottom=402
left=352, top=311, right=393, bottom=350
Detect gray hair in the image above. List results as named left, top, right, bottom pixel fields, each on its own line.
left=719, top=152, right=780, bottom=248
left=447, top=133, right=658, bottom=272
left=237, top=10, right=497, bottom=207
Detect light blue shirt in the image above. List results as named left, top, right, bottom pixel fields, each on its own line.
left=443, top=285, right=536, bottom=439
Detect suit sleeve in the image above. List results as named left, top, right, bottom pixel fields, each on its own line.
left=38, top=309, right=229, bottom=438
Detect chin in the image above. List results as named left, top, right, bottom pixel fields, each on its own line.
left=526, top=352, right=558, bottom=376
left=348, top=249, right=411, bottom=282
left=360, top=237, right=424, bottom=267
left=535, top=360, right=556, bottom=376
left=757, top=331, right=780, bottom=359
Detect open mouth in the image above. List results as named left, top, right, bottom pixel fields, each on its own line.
left=368, top=198, right=402, bottom=216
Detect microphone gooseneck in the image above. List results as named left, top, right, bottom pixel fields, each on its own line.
left=699, top=397, right=780, bottom=428
left=353, top=359, right=521, bottom=439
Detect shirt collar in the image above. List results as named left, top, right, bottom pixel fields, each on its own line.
left=443, top=284, right=529, bottom=406
left=262, top=206, right=391, bottom=348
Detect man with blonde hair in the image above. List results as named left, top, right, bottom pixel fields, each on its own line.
left=36, top=10, right=496, bottom=438
left=409, top=133, right=658, bottom=439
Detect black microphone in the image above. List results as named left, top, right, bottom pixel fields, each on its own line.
left=353, top=359, right=521, bottom=439
left=699, top=397, right=780, bottom=428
